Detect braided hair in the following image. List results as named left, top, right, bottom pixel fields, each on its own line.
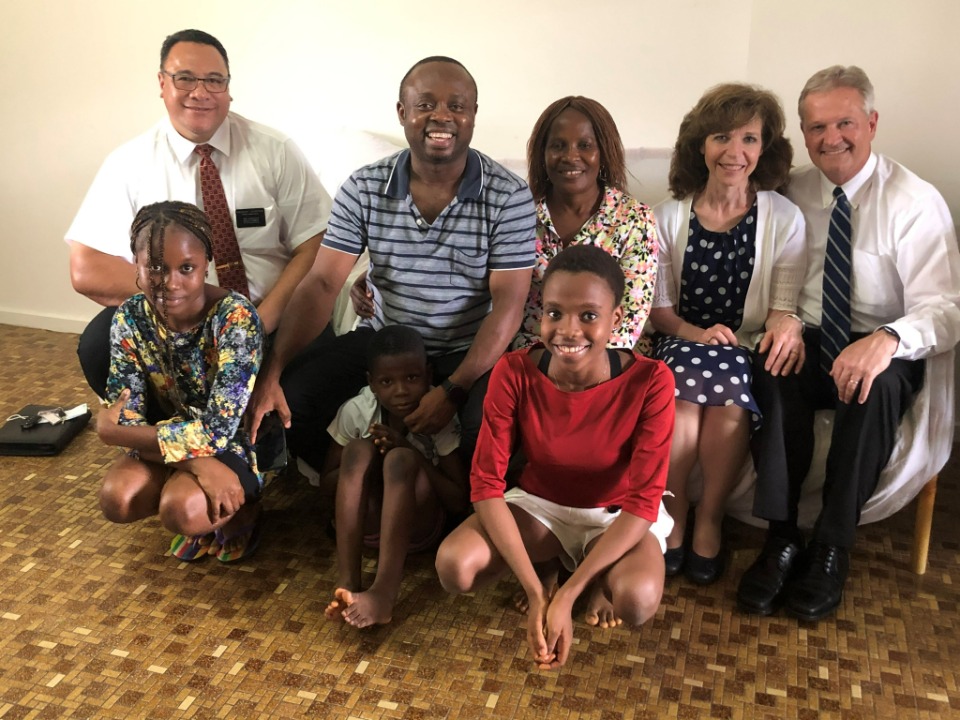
left=129, top=201, right=214, bottom=414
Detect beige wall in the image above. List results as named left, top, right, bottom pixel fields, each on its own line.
left=1, top=0, right=957, bottom=332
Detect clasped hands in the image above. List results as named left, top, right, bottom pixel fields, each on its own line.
left=525, top=583, right=575, bottom=670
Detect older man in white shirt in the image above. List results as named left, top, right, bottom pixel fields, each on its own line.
left=738, top=65, right=960, bottom=621
left=67, top=29, right=331, bottom=396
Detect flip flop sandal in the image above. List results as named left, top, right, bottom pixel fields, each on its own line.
left=214, top=518, right=262, bottom=564
left=170, top=532, right=215, bottom=561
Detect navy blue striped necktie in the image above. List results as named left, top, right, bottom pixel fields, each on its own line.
left=820, top=186, right=852, bottom=372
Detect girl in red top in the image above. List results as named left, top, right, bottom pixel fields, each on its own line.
left=435, top=245, right=675, bottom=669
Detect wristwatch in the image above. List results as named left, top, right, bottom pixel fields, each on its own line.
left=879, top=325, right=901, bottom=342
left=440, top=378, right=469, bottom=408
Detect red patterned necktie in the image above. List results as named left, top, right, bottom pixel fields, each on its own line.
left=195, top=144, right=250, bottom=297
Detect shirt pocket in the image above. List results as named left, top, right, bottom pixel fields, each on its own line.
left=851, top=249, right=900, bottom=316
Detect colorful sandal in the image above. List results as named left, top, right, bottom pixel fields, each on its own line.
left=213, top=518, right=262, bottom=564
left=170, top=532, right=215, bottom=561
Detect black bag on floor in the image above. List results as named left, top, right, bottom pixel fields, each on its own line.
left=0, top=404, right=92, bottom=456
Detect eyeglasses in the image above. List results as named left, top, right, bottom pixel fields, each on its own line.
left=161, top=71, right=230, bottom=93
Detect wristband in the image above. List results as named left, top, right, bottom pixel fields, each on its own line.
left=780, top=313, right=805, bottom=334
left=440, top=378, right=469, bottom=408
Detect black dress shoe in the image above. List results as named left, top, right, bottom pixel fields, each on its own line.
left=785, top=542, right=849, bottom=621
left=664, top=545, right=686, bottom=577
left=737, top=534, right=804, bottom=615
left=684, top=547, right=725, bottom=585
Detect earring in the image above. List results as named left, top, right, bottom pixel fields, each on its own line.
left=599, top=165, right=608, bottom=183
left=135, top=274, right=143, bottom=291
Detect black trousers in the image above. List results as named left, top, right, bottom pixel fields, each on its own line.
left=750, top=328, right=924, bottom=548
left=279, top=326, right=489, bottom=470
left=77, top=306, right=117, bottom=397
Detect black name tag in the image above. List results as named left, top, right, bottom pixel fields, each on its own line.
left=236, top=208, right=266, bottom=228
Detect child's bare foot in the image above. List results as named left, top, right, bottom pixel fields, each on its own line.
left=332, top=587, right=394, bottom=628
left=584, top=583, right=622, bottom=629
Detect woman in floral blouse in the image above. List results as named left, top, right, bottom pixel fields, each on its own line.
left=96, top=201, right=264, bottom=564
left=513, top=96, right=659, bottom=351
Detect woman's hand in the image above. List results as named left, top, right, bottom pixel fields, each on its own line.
left=188, top=458, right=245, bottom=524
left=695, top=324, right=739, bottom=346
left=759, top=313, right=805, bottom=376
left=539, top=588, right=575, bottom=669
left=96, top=389, right=129, bottom=442
left=349, top=273, right=375, bottom=319
left=525, top=589, right=554, bottom=667
left=368, top=423, right=409, bottom=455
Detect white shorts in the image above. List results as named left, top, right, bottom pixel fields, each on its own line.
left=504, top=487, right=674, bottom=572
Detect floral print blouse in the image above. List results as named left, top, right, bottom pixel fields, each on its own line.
left=106, top=292, right=263, bottom=469
left=513, top=186, right=659, bottom=350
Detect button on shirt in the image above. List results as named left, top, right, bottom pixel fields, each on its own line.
left=787, top=153, right=960, bottom=359
left=66, top=112, right=332, bottom=304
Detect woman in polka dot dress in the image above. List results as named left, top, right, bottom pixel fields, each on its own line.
left=649, top=84, right=807, bottom=584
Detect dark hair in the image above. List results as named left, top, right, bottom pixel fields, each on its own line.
left=668, top=83, right=793, bottom=199
left=543, top=245, right=624, bottom=308
left=527, top=96, right=626, bottom=201
left=130, top=201, right=214, bottom=262
left=160, top=29, right=229, bottom=72
left=398, top=56, right=477, bottom=102
left=366, top=325, right=428, bottom=370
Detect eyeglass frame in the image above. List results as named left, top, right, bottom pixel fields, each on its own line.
left=160, top=70, right=231, bottom=93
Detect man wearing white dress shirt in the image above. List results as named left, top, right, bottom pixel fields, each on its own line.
left=67, top=29, right=331, bottom=395
left=738, top=65, right=960, bottom=621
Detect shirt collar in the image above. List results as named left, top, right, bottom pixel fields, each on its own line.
left=817, top=152, right=878, bottom=209
left=163, top=113, right=231, bottom=164
left=385, top=148, right=484, bottom=200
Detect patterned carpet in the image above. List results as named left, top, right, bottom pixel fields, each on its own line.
left=0, top=323, right=957, bottom=719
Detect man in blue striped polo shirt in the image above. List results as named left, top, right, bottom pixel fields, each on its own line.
left=249, top=56, right=537, bottom=470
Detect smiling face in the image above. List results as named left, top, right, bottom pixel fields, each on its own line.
left=541, top=270, right=622, bottom=374
left=800, top=86, right=877, bottom=186
left=397, top=61, right=477, bottom=167
left=135, top=225, right=209, bottom=330
left=701, top=115, right=763, bottom=189
left=544, top=108, right=601, bottom=198
left=367, top=352, right=431, bottom=419
left=159, top=41, right=231, bottom=144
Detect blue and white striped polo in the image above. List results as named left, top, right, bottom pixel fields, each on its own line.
left=323, top=149, right=537, bottom=354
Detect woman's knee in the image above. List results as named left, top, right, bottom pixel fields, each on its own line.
left=99, top=466, right=153, bottom=523
left=157, top=480, right=214, bottom=536
left=436, top=533, right=484, bottom=594
left=98, top=476, right=136, bottom=523
left=611, top=575, right=663, bottom=627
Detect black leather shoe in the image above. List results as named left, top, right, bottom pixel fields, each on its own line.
left=664, top=545, right=686, bottom=577
left=785, top=542, right=849, bottom=621
left=737, top=534, right=804, bottom=615
left=684, top=547, right=725, bottom=585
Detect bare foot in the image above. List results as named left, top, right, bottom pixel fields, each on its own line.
left=584, top=583, right=622, bottom=629
left=333, top=587, right=394, bottom=628
left=511, top=567, right=560, bottom=614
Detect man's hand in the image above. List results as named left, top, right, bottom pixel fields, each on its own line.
left=404, top=386, right=456, bottom=435
left=368, top=423, right=408, bottom=455
left=349, top=273, right=375, bottom=319
left=246, top=374, right=291, bottom=443
left=695, top=324, right=739, bottom=346
left=759, top=315, right=805, bottom=376
left=830, top=330, right=899, bottom=404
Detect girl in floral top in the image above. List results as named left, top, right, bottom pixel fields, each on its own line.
left=513, top=96, right=659, bottom=351
left=97, top=201, right=264, bottom=563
